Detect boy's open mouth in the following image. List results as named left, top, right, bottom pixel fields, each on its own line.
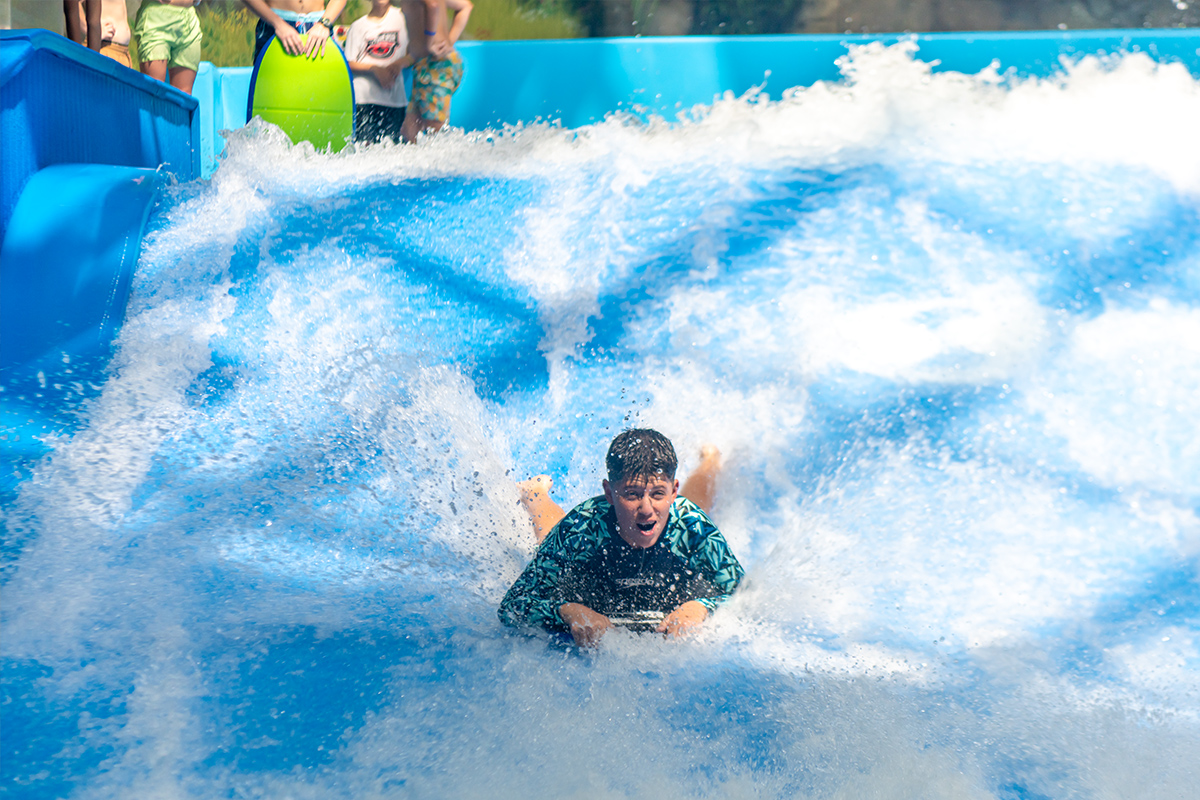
left=636, top=521, right=656, bottom=532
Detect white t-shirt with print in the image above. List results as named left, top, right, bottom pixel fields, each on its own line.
left=345, top=6, right=410, bottom=108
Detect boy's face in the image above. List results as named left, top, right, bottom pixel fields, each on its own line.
left=603, top=474, right=679, bottom=549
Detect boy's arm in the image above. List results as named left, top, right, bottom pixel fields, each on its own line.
left=691, top=532, right=743, bottom=614
left=423, top=0, right=451, bottom=59
left=399, top=0, right=427, bottom=60
left=659, top=525, right=743, bottom=637
left=674, top=500, right=745, bottom=614
left=498, top=545, right=573, bottom=632
left=321, top=1, right=348, bottom=38
left=444, top=0, right=472, bottom=47
left=346, top=57, right=413, bottom=90
left=498, top=507, right=605, bottom=633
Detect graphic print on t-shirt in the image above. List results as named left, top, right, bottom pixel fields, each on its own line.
left=365, top=31, right=399, bottom=60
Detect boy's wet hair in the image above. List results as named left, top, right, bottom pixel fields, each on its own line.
left=605, top=429, right=678, bottom=483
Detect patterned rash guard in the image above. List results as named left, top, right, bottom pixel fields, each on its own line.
left=498, top=496, right=744, bottom=633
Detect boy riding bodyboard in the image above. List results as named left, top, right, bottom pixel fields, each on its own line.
left=499, top=430, right=743, bottom=647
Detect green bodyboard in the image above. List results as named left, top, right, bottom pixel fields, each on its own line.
left=249, top=35, right=354, bottom=152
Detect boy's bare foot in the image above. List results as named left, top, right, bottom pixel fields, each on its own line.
left=517, top=475, right=565, bottom=544
left=698, top=444, right=721, bottom=470
left=517, top=475, right=553, bottom=507
left=681, top=445, right=722, bottom=516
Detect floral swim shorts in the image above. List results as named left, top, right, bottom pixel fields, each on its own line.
left=412, top=51, right=464, bottom=123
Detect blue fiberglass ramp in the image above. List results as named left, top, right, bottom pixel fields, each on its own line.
left=0, top=30, right=199, bottom=495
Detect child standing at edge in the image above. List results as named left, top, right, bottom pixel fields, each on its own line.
left=133, top=0, right=203, bottom=93
left=400, top=0, right=471, bottom=142
left=345, top=0, right=413, bottom=145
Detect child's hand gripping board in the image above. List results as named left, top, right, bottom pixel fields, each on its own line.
left=248, top=35, right=355, bottom=152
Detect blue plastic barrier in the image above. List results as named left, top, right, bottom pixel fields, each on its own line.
left=193, top=29, right=1200, bottom=162
left=1, top=30, right=197, bottom=491
left=450, top=30, right=1200, bottom=129
left=194, top=62, right=252, bottom=175
left=0, top=29, right=198, bottom=242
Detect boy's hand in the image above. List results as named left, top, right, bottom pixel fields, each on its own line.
left=304, top=22, right=331, bottom=58
left=657, top=600, right=709, bottom=638
left=559, top=603, right=611, bottom=648
left=372, top=62, right=403, bottom=89
left=273, top=21, right=305, bottom=55
left=428, top=33, right=452, bottom=59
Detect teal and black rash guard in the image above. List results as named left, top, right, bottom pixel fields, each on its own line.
left=498, top=496, right=744, bottom=633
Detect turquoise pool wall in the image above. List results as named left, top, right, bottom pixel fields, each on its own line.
left=196, top=30, right=1200, bottom=175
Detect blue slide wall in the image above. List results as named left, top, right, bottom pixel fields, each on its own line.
left=3, top=27, right=1199, bottom=494
left=0, top=30, right=199, bottom=492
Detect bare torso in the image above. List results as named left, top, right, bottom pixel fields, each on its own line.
left=101, top=0, right=130, bottom=45
left=263, top=0, right=328, bottom=11
left=67, top=0, right=131, bottom=46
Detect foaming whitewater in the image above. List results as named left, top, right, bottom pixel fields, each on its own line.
left=3, top=43, right=1199, bottom=799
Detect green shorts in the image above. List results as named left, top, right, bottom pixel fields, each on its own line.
left=134, top=2, right=202, bottom=72
left=412, top=51, right=464, bottom=123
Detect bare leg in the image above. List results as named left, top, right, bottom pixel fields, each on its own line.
left=517, top=475, right=566, bottom=545
left=680, top=445, right=721, bottom=516
left=140, top=59, right=168, bottom=83
left=401, top=116, right=446, bottom=143
left=64, top=1, right=85, bottom=46
left=400, top=113, right=418, bottom=143
left=139, top=62, right=195, bottom=95
left=168, top=66, right=196, bottom=95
